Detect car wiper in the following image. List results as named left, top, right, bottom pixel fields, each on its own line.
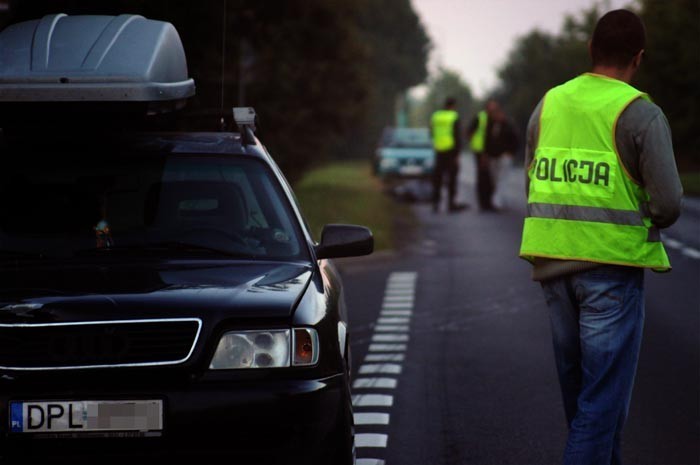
left=75, top=242, right=250, bottom=258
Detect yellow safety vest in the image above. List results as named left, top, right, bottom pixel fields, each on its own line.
left=469, top=110, right=488, bottom=153
left=431, top=109, right=459, bottom=151
left=519, top=73, right=670, bottom=271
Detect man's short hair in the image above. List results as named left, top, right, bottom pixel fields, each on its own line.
left=591, top=9, right=646, bottom=68
left=444, top=97, right=457, bottom=108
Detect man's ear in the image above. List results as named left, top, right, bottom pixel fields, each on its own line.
left=632, top=49, right=644, bottom=69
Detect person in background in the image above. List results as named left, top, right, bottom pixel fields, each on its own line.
left=430, top=97, right=468, bottom=213
left=467, top=101, right=492, bottom=210
left=488, top=104, right=518, bottom=210
left=519, top=9, right=682, bottom=464
left=467, top=99, right=518, bottom=211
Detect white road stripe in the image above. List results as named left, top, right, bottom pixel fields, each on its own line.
left=352, top=394, right=394, bottom=407
left=353, top=377, right=398, bottom=389
left=381, top=310, right=413, bottom=316
left=365, top=353, right=405, bottom=362
left=384, top=289, right=415, bottom=296
left=368, top=343, right=407, bottom=352
left=664, top=238, right=683, bottom=249
left=359, top=363, right=402, bottom=374
left=377, top=317, right=411, bottom=324
left=681, top=247, right=700, bottom=259
left=355, top=433, right=388, bottom=448
left=383, top=295, right=414, bottom=302
left=389, top=272, right=417, bottom=279
left=386, top=284, right=416, bottom=291
left=374, top=324, right=410, bottom=332
left=386, top=283, right=415, bottom=290
left=383, top=300, right=414, bottom=307
left=373, top=333, right=409, bottom=342
left=356, top=459, right=386, bottom=465
left=387, top=279, right=415, bottom=285
left=354, top=412, right=390, bottom=425
left=382, top=302, right=413, bottom=310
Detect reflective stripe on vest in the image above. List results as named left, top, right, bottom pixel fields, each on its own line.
left=519, top=73, right=670, bottom=271
left=469, top=110, right=487, bottom=153
left=431, top=110, right=459, bottom=151
left=527, top=203, right=645, bottom=227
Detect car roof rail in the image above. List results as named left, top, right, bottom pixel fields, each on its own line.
left=233, top=107, right=257, bottom=146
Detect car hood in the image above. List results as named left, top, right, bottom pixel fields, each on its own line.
left=0, top=260, right=312, bottom=324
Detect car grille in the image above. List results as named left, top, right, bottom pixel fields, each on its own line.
left=0, top=319, right=201, bottom=370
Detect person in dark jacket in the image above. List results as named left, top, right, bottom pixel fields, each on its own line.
left=467, top=99, right=518, bottom=211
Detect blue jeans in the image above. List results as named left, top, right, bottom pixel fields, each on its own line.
left=541, top=265, right=645, bottom=465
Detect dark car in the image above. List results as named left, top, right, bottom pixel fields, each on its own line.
left=0, top=14, right=372, bottom=465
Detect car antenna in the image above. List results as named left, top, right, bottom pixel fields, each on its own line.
left=233, top=107, right=256, bottom=146
left=219, top=0, right=228, bottom=131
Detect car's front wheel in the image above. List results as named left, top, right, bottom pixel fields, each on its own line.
left=317, top=384, right=355, bottom=465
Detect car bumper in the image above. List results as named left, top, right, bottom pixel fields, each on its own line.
left=379, top=166, right=433, bottom=179
left=0, top=372, right=347, bottom=464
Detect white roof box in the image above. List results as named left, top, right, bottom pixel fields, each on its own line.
left=0, top=14, right=195, bottom=102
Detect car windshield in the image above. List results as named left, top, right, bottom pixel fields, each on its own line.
left=381, top=128, right=431, bottom=148
left=0, top=146, right=307, bottom=261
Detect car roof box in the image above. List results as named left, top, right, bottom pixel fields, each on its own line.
left=0, top=14, right=195, bottom=106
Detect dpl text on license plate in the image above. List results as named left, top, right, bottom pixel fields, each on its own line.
left=10, top=400, right=162, bottom=434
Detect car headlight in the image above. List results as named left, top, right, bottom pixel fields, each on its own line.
left=379, top=158, right=399, bottom=169
left=209, top=328, right=319, bottom=369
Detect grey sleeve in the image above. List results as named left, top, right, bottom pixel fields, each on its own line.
left=524, top=99, right=543, bottom=197
left=616, top=100, right=683, bottom=228
left=636, top=111, right=683, bottom=228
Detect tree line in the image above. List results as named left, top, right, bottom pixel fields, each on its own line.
left=409, top=0, right=698, bottom=172
left=5, top=0, right=430, bottom=181
left=493, top=0, right=699, bottom=169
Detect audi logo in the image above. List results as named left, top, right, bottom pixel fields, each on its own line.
left=48, top=328, right=130, bottom=362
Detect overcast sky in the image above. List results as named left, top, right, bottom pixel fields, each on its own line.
left=411, top=0, right=632, bottom=98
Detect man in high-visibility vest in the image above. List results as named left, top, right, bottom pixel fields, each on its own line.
left=430, top=97, right=468, bottom=213
left=467, top=99, right=518, bottom=211
left=468, top=100, right=494, bottom=211
left=520, top=10, right=682, bottom=463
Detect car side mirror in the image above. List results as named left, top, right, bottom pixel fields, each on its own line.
left=315, top=224, right=374, bottom=260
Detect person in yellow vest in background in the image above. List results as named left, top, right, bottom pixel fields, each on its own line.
left=468, top=103, right=492, bottom=210
left=430, top=97, right=468, bottom=213
left=520, top=10, right=682, bottom=464
left=468, top=99, right=518, bottom=211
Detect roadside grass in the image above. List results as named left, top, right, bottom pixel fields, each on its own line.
left=295, top=161, right=413, bottom=251
left=680, top=171, right=700, bottom=196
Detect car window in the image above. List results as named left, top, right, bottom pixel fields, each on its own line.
left=381, top=128, right=431, bottom=148
left=0, top=150, right=307, bottom=261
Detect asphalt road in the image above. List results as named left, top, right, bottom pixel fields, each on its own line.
left=340, top=155, right=700, bottom=465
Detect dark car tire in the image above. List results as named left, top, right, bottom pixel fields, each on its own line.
left=317, top=384, right=355, bottom=465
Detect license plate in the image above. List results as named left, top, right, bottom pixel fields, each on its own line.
left=9, top=400, right=162, bottom=434
left=399, top=165, right=423, bottom=175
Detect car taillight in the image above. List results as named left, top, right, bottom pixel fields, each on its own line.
left=293, top=328, right=319, bottom=366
